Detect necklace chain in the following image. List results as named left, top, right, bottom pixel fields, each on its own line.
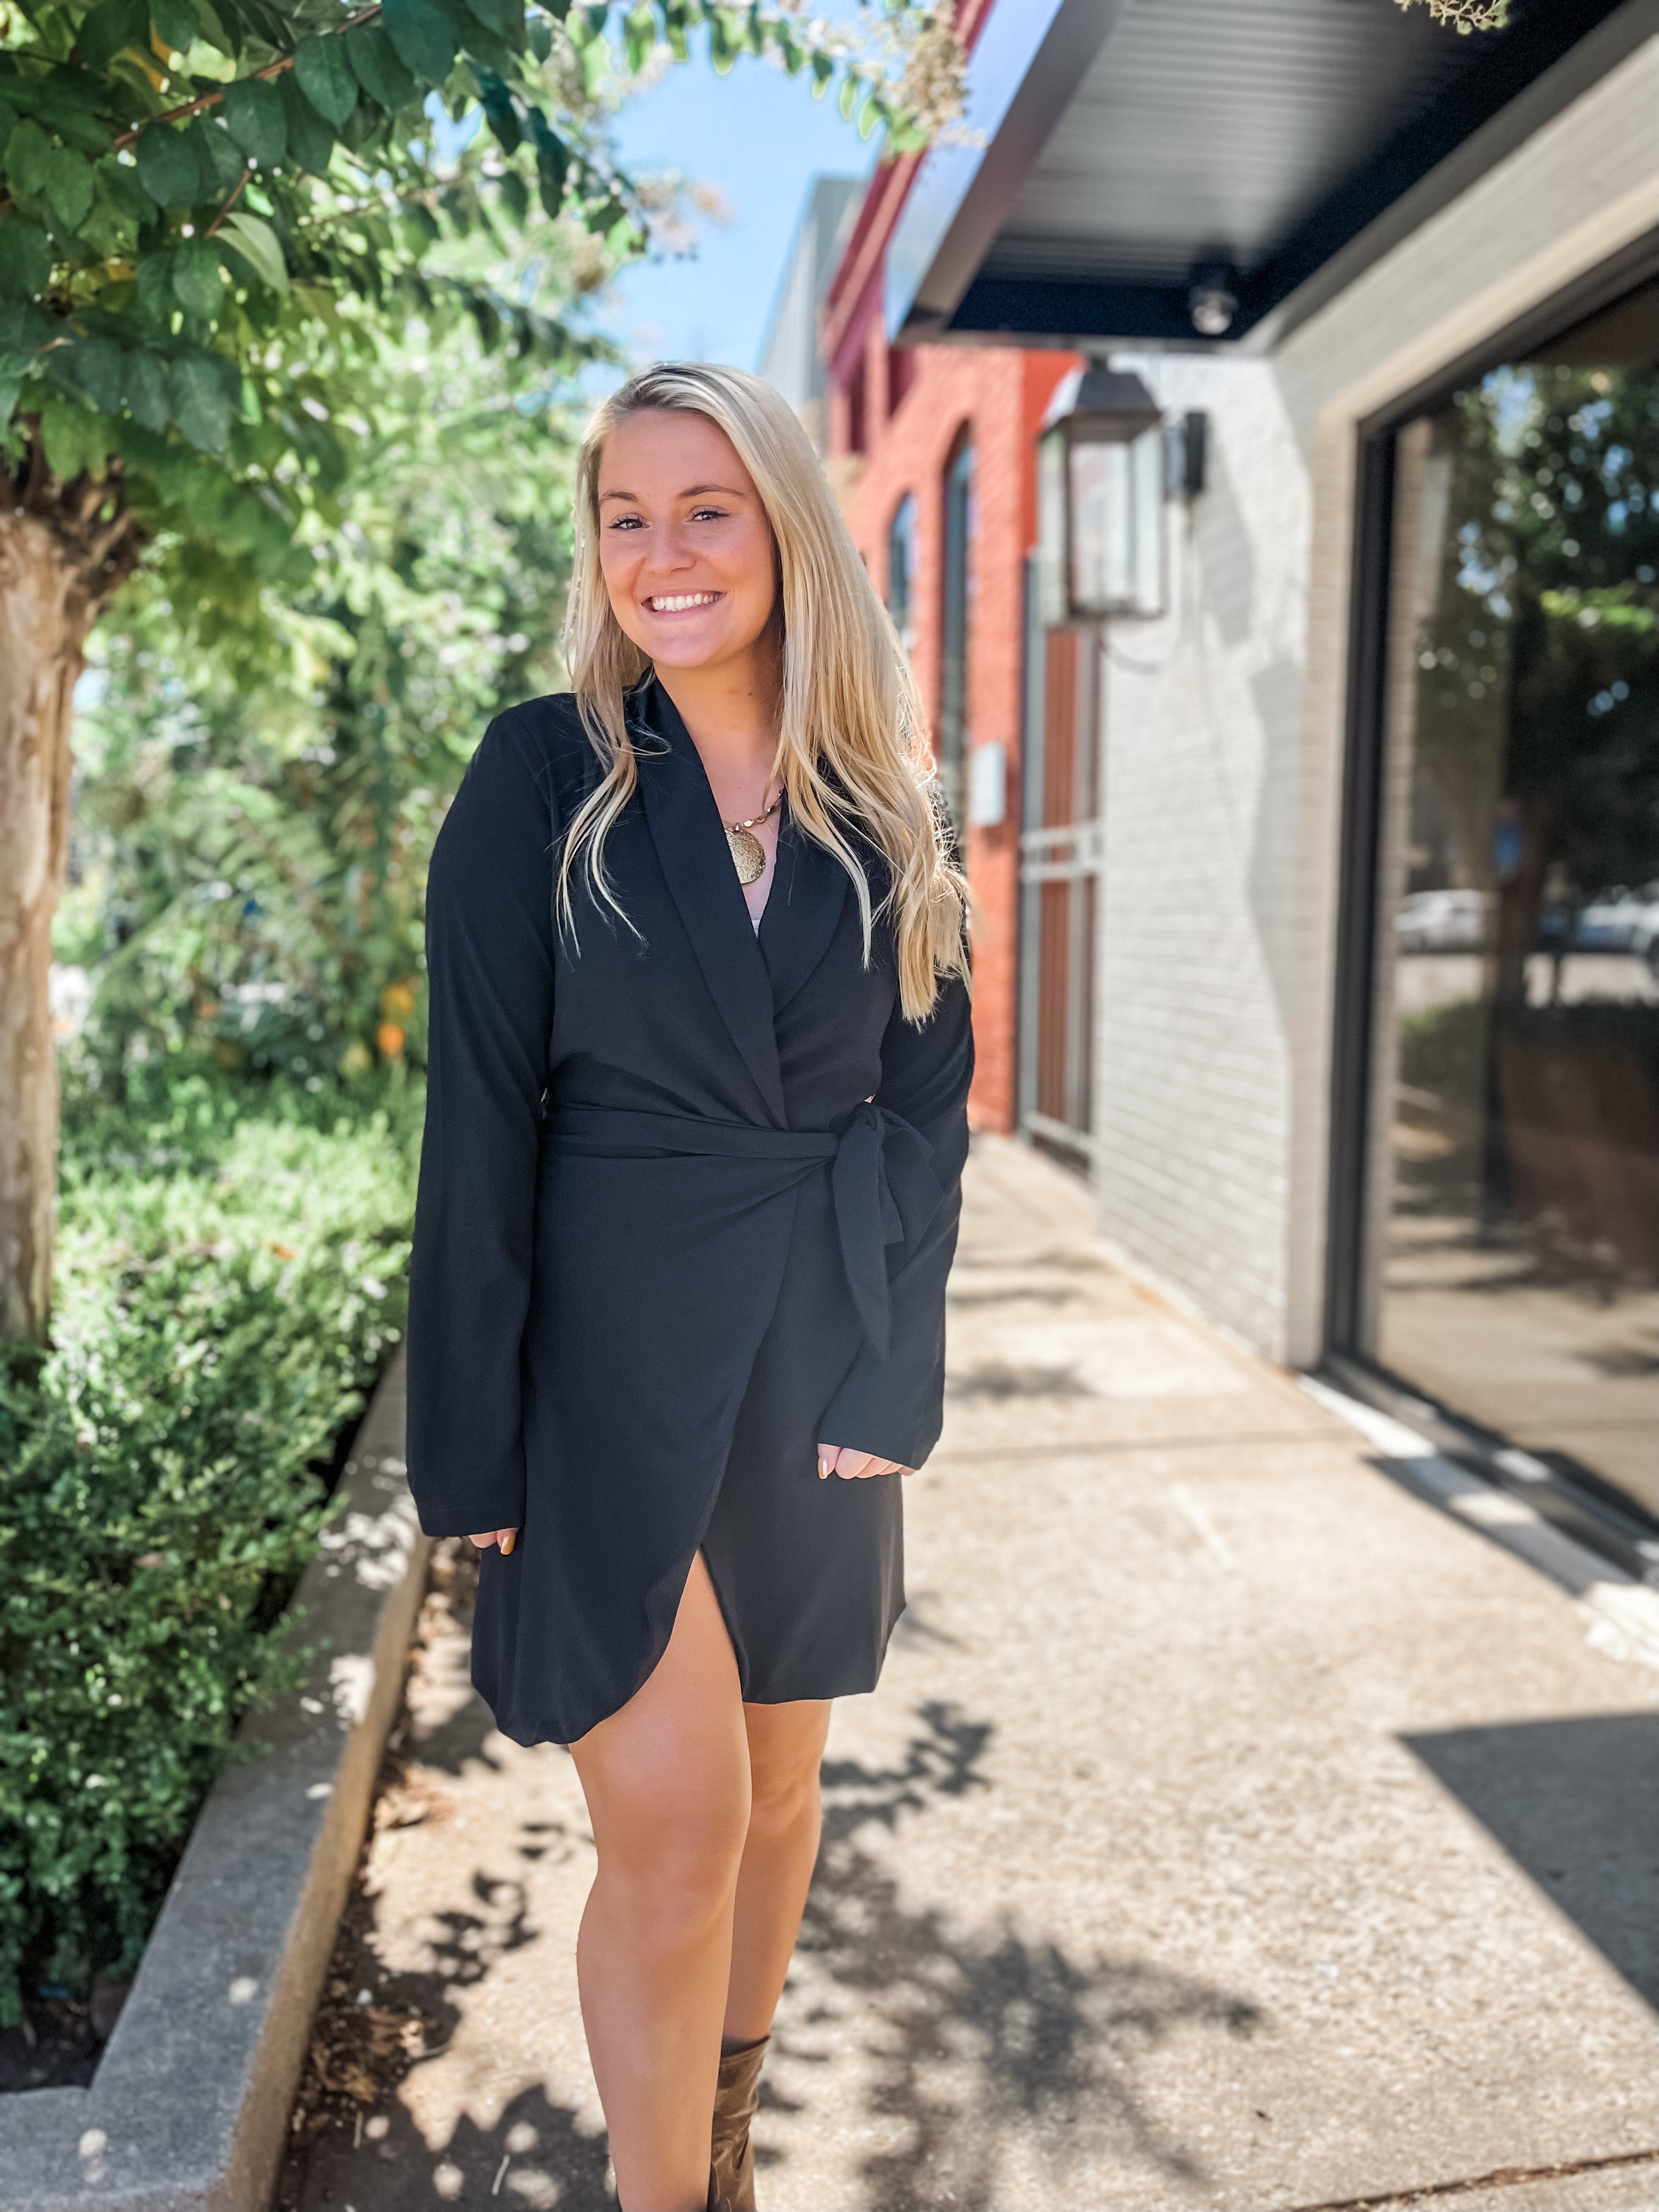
left=723, top=790, right=780, bottom=834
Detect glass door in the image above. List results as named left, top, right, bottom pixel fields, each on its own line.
left=1362, top=279, right=1659, bottom=1525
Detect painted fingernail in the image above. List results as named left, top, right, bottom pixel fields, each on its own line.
left=500, top=1532, right=516, bottom=1556
left=817, top=1460, right=827, bottom=1480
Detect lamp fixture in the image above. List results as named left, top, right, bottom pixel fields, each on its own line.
left=1037, top=363, right=1166, bottom=623
left=1187, top=261, right=1238, bottom=337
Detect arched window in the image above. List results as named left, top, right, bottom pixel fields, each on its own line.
left=938, top=431, right=974, bottom=832
left=887, top=493, right=918, bottom=657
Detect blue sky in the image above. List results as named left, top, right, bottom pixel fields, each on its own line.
left=603, top=37, right=875, bottom=371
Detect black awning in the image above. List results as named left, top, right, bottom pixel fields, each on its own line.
left=888, top=0, right=1649, bottom=352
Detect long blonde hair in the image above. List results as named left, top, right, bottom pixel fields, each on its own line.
left=559, top=362, right=969, bottom=1022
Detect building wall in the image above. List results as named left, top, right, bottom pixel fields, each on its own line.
left=755, top=175, right=861, bottom=453
left=1093, top=27, right=1659, bottom=1364
left=832, top=331, right=1076, bottom=1132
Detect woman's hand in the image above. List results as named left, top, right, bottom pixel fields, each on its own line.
left=817, top=1445, right=911, bottom=1481
left=469, top=1527, right=519, bottom=1555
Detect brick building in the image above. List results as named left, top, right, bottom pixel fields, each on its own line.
left=820, top=330, right=1074, bottom=1135
left=806, top=0, right=1659, bottom=1578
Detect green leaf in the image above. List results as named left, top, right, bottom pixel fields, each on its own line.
left=0, top=300, right=50, bottom=354
left=0, top=217, right=52, bottom=301
left=838, top=71, right=857, bottom=120
left=0, top=349, right=25, bottom=431
left=21, top=75, right=113, bottom=159
left=98, top=155, right=158, bottom=227
left=135, top=124, right=205, bottom=210
left=4, top=118, right=52, bottom=200
left=169, top=352, right=233, bottom=452
left=382, top=0, right=456, bottom=88
left=217, top=210, right=286, bottom=293
left=6, top=123, right=103, bottom=239
left=41, top=394, right=112, bottom=478
left=172, top=239, right=223, bottom=320
left=476, top=71, right=520, bottom=153
left=222, top=78, right=286, bottom=166
left=123, top=348, right=170, bottom=430
left=526, top=13, right=552, bottom=59
left=293, top=36, right=359, bottom=127
left=195, top=117, right=246, bottom=193
left=347, top=24, right=419, bottom=112
left=497, top=165, right=528, bottom=227
left=465, top=0, right=517, bottom=35
left=149, top=0, right=200, bottom=53
left=136, top=249, right=176, bottom=322
left=61, top=335, right=125, bottom=414
left=78, top=0, right=151, bottom=72
left=278, top=75, right=335, bottom=177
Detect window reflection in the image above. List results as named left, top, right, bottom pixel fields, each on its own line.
left=1374, top=284, right=1659, bottom=1520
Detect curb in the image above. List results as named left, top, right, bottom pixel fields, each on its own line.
left=0, top=1346, right=431, bottom=2212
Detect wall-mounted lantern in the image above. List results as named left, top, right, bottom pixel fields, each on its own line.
left=1038, top=365, right=1166, bottom=624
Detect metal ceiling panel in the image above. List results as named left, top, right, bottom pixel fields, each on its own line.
left=981, top=0, right=1476, bottom=289
left=885, top=0, right=1651, bottom=351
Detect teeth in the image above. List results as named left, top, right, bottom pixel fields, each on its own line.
left=650, top=592, right=719, bottom=612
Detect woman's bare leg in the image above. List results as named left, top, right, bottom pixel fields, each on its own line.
left=723, top=1699, right=831, bottom=2047
left=570, top=1556, right=752, bottom=2212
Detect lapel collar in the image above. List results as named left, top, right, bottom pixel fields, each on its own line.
left=634, top=678, right=788, bottom=1127
left=759, top=808, right=848, bottom=1014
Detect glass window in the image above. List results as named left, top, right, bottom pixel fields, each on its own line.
left=887, top=493, right=917, bottom=658
left=939, top=435, right=974, bottom=834
left=1368, top=280, right=1659, bottom=1521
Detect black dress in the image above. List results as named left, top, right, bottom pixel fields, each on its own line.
left=406, top=678, right=973, bottom=1747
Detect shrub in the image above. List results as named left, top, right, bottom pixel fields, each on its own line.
left=0, top=1067, right=420, bottom=2025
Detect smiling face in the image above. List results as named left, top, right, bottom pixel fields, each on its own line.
left=594, top=407, right=779, bottom=676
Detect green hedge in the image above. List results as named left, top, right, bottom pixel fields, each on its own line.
left=0, top=1068, right=420, bottom=2025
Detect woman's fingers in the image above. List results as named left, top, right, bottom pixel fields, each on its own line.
left=816, top=1445, right=909, bottom=1481
left=468, top=1527, right=520, bottom=1554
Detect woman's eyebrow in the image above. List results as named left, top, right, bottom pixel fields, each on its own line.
left=597, top=480, right=750, bottom=507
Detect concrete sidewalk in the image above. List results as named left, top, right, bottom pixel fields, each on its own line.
left=276, top=1137, right=1659, bottom=2212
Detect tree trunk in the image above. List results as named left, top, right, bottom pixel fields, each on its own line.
left=0, top=514, right=97, bottom=1341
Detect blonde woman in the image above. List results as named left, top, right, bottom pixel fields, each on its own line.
left=407, top=363, right=973, bottom=2212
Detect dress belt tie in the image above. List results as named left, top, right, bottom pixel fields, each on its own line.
left=545, top=1103, right=944, bottom=1361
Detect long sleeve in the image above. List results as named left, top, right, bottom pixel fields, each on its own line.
left=820, top=966, right=974, bottom=1469
left=407, top=713, right=557, bottom=1537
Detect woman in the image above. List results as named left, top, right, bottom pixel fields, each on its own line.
left=407, top=362, right=973, bottom=2212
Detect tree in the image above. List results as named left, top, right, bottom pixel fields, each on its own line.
left=60, top=301, right=584, bottom=1087
left=0, top=0, right=962, bottom=1340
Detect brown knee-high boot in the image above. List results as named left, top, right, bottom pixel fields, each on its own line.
left=708, top=2035, right=768, bottom=2211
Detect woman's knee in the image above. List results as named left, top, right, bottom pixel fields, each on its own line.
left=589, top=1760, right=752, bottom=1937
left=744, top=1708, right=829, bottom=1838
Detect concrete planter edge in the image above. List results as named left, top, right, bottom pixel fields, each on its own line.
left=0, top=1344, right=430, bottom=2212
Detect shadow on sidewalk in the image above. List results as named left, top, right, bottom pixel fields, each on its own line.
left=771, top=1703, right=1265, bottom=2212
left=1404, top=1712, right=1659, bottom=2008
left=280, top=1590, right=1266, bottom=2210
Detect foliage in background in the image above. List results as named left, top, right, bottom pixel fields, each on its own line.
left=1410, top=363, right=1659, bottom=996
left=0, top=0, right=956, bottom=607
left=1395, top=0, right=1510, bottom=30
left=55, top=297, right=583, bottom=1085
left=0, top=1063, right=420, bottom=2023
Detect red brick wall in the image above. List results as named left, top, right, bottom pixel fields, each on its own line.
left=830, top=331, right=1077, bottom=1132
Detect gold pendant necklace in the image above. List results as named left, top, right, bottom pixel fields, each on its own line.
left=723, top=791, right=780, bottom=886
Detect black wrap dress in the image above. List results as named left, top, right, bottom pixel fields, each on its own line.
left=405, top=679, right=973, bottom=1747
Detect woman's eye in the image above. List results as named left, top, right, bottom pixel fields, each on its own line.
left=607, top=515, right=644, bottom=531
left=689, top=506, right=726, bottom=523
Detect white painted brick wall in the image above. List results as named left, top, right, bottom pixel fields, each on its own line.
left=1090, top=29, right=1659, bottom=1364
